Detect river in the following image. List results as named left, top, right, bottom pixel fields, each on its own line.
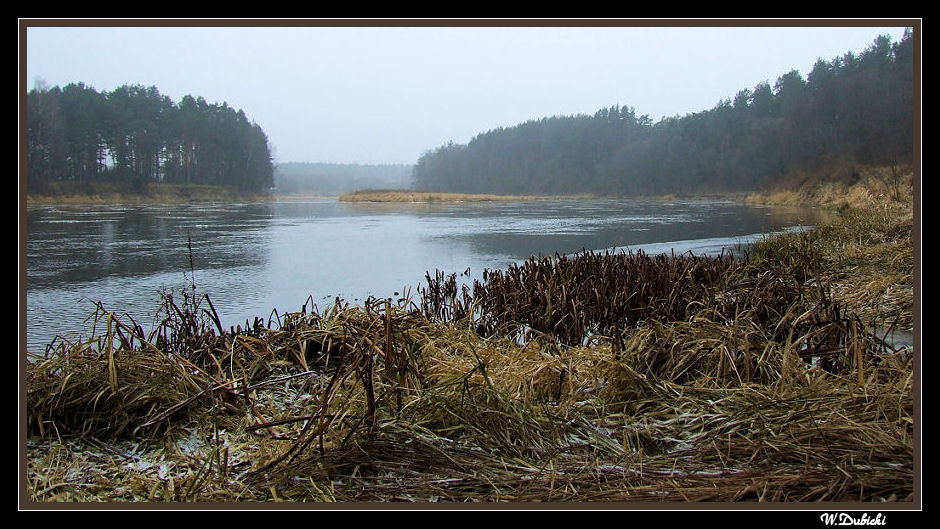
left=24, top=198, right=830, bottom=352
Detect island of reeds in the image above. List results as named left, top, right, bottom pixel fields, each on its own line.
left=25, top=169, right=914, bottom=502
left=338, top=189, right=544, bottom=203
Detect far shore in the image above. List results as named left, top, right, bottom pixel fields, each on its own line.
left=24, top=165, right=910, bottom=211
left=25, top=182, right=270, bottom=208
left=338, top=189, right=559, bottom=203
left=19, top=185, right=836, bottom=209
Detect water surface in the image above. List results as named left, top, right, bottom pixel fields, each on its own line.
left=25, top=198, right=828, bottom=352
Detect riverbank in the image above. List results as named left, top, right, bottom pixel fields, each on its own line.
left=746, top=165, right=916, bottom=335
left=744, top=165, right=915, bottom=209
left=26, top=165, right=913, bottom=209
left=24, top=175, right=915, bottom=504
left=26, top=186, right=561, bottom=207
left=25, top=182, right=270, bottom=207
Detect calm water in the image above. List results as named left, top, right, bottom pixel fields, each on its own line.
left=24, top=198, right=829, bottom=352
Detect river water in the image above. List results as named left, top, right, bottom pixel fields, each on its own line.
left=24, top=198, right=829, bottom=352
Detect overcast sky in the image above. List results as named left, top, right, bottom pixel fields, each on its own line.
left=23, top=23, right=912, bottom=166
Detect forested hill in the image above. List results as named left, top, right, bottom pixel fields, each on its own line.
left=274, top=162, right=412, bottom=195
left=413, top=31, right=914, bottom=196
left=26, top=84, right=275, bottom=193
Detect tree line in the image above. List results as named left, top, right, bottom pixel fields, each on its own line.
left=413, top=30, right=914, bottom=196
left=26, top=83, right=275, bottom=193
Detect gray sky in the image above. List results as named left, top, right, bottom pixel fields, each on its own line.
left=23, top=23, right=912, bottom=165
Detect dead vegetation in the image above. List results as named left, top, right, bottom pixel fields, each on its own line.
left=25, top=175, right=915, bottom=504
left=747, top=165, right=915, bottom=334
left=338, top=189, right=545, bottom=203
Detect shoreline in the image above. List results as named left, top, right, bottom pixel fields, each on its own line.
left=26, top=169, right=910, bottom=210
left=25, top=182, right=271, bottom=208
left=24, top=179, right=915, bottom=502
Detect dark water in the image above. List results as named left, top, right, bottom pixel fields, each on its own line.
left=24, top=198, right=829, bottom=352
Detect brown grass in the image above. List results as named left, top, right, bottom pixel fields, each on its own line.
left=25, top=176, right=915, bottom=504
left=26, top=182, right=270, bottom=207
left=338, top=189, right=548, bottom=203
left=745, top=164, right=915, bottom=210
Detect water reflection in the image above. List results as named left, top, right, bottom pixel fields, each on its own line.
left=25, top=198, right=831, bottom=352
left=27, top=203, right=275, bottom=290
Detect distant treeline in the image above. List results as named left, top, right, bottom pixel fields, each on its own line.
left=414, top=31, right=914, bottom=196
left=274, top=162, right=413, bottom=195
left=26, top=83, right=275, bottom=193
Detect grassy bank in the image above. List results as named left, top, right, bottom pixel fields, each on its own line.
left=26, top=182, right=270, bottom=207
left=24, top=175, right=915, bottom=504
left=744, top=165, right=915, bottom=210
left=745, top=165, right=915, bottom=334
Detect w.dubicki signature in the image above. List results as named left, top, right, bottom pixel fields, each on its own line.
left=820, top=513, right=887, bottom=526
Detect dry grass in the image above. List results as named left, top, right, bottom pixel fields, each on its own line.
left=26, top=182, right=269, bottom=207
left=338, top=189, right=547, bottom=203
left=24, top=178, right=915, bottom=504
left=747, top=167, right=915, bottom=334
left=745, top=164, right=915, bottom=211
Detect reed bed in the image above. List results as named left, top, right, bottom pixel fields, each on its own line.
left=25, top=199, right=914, bottom=504
left=338, top=190, right=543, bottom=203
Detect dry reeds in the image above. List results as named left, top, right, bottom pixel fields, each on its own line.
left=338, top=190, right=542, bottom=203
left=25, top=198, right=914, bottom=503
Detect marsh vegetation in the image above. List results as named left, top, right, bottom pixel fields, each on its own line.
left=25, top=174, right=914, bottom=502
